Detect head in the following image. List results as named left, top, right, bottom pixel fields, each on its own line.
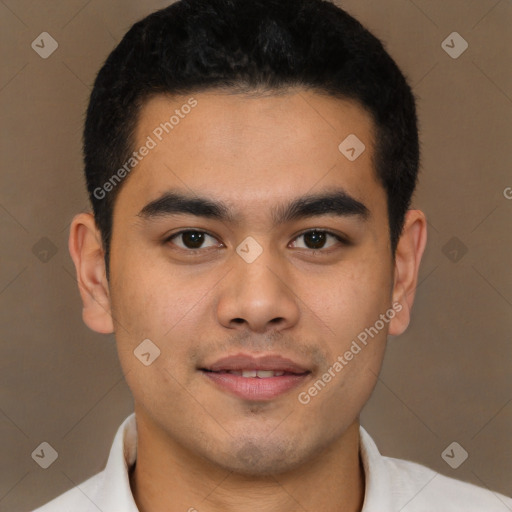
left=70, top=0, right=427, bottom=476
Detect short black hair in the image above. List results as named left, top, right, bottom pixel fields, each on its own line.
left=84, top=0, right=419, bottom=278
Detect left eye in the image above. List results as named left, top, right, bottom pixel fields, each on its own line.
left=168, top=230, right=221, bottom=250
left=290, top=230, right=343, bottom=250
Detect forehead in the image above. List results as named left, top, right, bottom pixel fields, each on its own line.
left=116, top=89, right=385, bottom=222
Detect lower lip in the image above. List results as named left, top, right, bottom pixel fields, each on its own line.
left=202, top=371, right=309, bottom=401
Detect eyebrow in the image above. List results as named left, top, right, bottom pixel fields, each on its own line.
left=137, top=188, right=370, bottom=225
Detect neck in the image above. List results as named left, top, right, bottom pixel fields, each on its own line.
left=130, top=414, right=365, bottom=512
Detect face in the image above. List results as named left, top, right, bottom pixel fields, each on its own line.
left=93, top=90, right=405, bottom=475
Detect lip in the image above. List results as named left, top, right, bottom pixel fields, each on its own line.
left=200, top=353, right=311, bottom=401
left=204, top=354, right=310, bottom=374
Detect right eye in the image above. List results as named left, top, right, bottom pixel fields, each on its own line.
left=165, top=230, right=223, bottom=251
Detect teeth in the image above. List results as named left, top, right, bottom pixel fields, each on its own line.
left=256, top=370, right=278, bottom=378
left=227, top=370, right=286, bottom=378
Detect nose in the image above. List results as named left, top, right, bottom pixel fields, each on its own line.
left=215, top=247, right=300, bottom=334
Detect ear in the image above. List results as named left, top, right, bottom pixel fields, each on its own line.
left=388, top=209, right=428, bottom=336
left=68, top=212, right=114, bottom=334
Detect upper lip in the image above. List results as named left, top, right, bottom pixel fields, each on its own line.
left=201, top=353, right=311, bottom=374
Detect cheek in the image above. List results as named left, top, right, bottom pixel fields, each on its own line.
left=109, top=273, right=201, bottom=412
left=109, top=253, right=217, bottom=377
left=110, top=247, right=205, bottom=334
left=305, top=255, right=392, bottom=344
left=316, top=257, right=391, bottom=409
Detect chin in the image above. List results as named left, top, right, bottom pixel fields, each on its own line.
left=206, top=436, right=315, bottom=476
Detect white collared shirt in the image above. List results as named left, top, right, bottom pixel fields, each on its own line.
left=32, top=413, right=512, bottom=511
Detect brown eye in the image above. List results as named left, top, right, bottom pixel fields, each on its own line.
left=303, top=230, right=327, bottom=249
left=168, top=230, right=219, bottom=250
left=290, top=230, right=345, bottom=250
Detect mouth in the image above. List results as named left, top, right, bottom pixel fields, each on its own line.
left=200, top=354, right=312, bottom=401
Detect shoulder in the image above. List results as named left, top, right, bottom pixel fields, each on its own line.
left=31, top=413, right=138, bottom=512
left=30, top=471, right=104, bottom=512
left=384, top=455, right=512, bottom=512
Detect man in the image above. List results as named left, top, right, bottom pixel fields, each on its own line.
left=33, top=0, right=512, bottom=510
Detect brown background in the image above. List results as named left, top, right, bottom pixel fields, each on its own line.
left=1, top=1, right=511, bottom=510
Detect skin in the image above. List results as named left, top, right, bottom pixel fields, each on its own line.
left=69, top=89, right=427, bottom=512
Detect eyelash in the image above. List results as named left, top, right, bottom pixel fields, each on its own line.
left=164, top=229, right=349, bottom=254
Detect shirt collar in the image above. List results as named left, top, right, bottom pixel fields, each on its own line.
left=96, top=412, right=139, bottom=512
left=359, top=425, right=394, bottom=511
left=98, top=413, right=392, bottom=511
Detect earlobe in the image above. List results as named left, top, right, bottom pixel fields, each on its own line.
left=68, top=212, right=114, bottom=334
left=388, top=209, right=428, bottom=337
